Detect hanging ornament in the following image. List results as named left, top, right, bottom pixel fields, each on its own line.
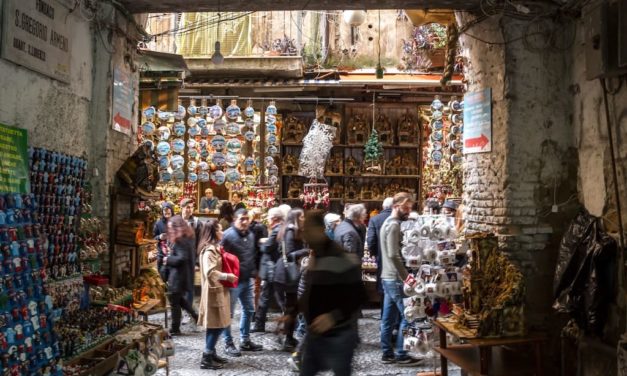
left=343, top=10, right=367, bottom=26
left=156, top=141, right=171, bottom=156
left=171, top=139, right=185, bottom=154
left=158, top=156, right=170, bottom=169
left=226, top=99, right=241, bottom=120
left=187, top=104, right=198, bottom=116
left=244, top=100, right=255, bottom=118
left=175, top=104, right=186, bottom=120
left=225, top=152, right=240, bottom=167
left=158, top=126, right=171, bottom=141
left=211, top=135, right=226, bottom=150
left=266, top=100, right=277, bottom=115
left=188, top=172, right=198, bottom=182
left=298, top=119, right=336, bottom=178
left=142, top=121, right=155, bottom=136
left=225, top=168, right=241, bottom=183
left=171, top=155, right=185, bottom=170
left=226, top=122, right=240, bottom=136
left=212, top=152, right=226, bottom=167
left=173, top=122, right=185, bottom=137
left=226, top=138, right=242, bottom=153
left=211, top=170, right=226, bottom=185
left=209, top=100, right=223, bottom=120
left=187, top=117, right=198, bottom=128
left=199, top=171, right=210, bottom=182
left=143, top=106, right=156, bottom=120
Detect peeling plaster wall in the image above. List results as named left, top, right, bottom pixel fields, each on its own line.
left=0, top=12, right=93, bottom=157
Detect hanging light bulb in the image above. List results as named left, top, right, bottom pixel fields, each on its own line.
left=211, top=41, right=224, bottom=65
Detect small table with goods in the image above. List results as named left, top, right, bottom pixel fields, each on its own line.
left=434, top=318, right=547, bottom=376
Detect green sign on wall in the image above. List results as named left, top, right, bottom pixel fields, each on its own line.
left=0, top=123, right=29, bottom=194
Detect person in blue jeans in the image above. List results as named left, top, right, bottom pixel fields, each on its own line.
left=221, top=209, right=263, bottom=356
left=379, top=193, right=422, bottom=365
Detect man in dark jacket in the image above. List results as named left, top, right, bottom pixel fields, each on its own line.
left=366, top=197, right=393, bottom=293
left=222, top=209, right=263, bottom=356
left=334, top=204, right=367, bottom=259
left=253, top=207, right=284, bottom=332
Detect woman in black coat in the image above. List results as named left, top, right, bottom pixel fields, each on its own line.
left=274, top=208, right=309, bottom=352
left=164, top=215, right=199, bottom=335
left=153, top=202, right=174, bottom=281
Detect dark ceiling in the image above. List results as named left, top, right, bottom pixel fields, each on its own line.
left=121, top=0, right=479, bottom=13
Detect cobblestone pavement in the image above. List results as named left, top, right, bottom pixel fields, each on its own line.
left=151, top=308, right=460, bottom=376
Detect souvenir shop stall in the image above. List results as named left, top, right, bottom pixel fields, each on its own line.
left=0, top=122, right=172, bottom=376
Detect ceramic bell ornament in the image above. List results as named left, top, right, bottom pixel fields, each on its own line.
left=226, top=99, right=241, bottom=120
left=266, top=100, right=277, bottom=115
left=209, top=99, right=223, bottom=120
left=187, top=99, right=198, bottom=116
left=244, top=99, right=255, bottom=118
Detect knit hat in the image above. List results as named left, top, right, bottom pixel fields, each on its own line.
left=324, top=213, right=341, bottom=228
left=161, top=201, right=174, bottom=213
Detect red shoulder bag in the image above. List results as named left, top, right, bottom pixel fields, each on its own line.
left=220, top=246, right=240, bottom=288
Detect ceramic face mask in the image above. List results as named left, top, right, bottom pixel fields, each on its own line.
left=213, top=119, right=226, bottom=134
left=225, top=153, right=239, bottom=167
left=226, top=123, right=240, bottom=136
left=226, top=102, right=241, bottom=120
left=226, top=138, right=242, bottom=152
left=170, top=155, right=184, bottom=170
left=211, top=136, right=226, bottom=150
left=212, top=153, right=226, bottom=167
left=173, top=122, right=185, bottom=137
left=208, top=104, right=223, bottom=119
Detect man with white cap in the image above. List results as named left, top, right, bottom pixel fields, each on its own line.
left=323, top=213, right=341, bottom=240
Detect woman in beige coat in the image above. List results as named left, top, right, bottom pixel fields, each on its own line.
left=197, top=219, right=238, bottom=370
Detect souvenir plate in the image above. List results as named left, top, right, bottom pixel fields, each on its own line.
left=266, top=114, right=276, bottom=124
left=188, top=126, right=200, bottom=137
left=171, top=139, right=185, bottom=153
left=171, top=155, right=184, bottom=170
left=187, top=139, right=197, bottom=149
left=142, top=122, right=155, bottom=135
left=175, top=105, right=186, bottom=120
left=265, top=156, right=275, bottom=166
left=187, top=117, right=198, bottom=127
left=208, top=104, right=223, bottom=119
left=432, top=141, right=443, bottom=151
left=197, top=118, right=207, bottom=128
left=159, top=156, right=169, bottom=169
left=266, top=123, right=277, bottom=134
left=451, top=114, right=463, bottom=125
left=212, top=152, right=226, bottom=167
left=450, top=125, right=461, bottom=135
left=188, top=161, right=198, bottom=171
left=268, top=164, right=279, bottom=176
left=244, top=106, right=255, bottom=118
left=211, top=170, right=226, bottom=185
left=158, top=126, right=171, bottom=141
left=226, top=138, right=242, bottom=152
left=158, top=111, right=172, bottom=121
left=431, top=98, right=444, bottom=112
left=173, top=122, right=186, bottom=137
left=143, top=106, right=156, bottom=120
left=266, top=103, right=277, bottom=115
left=431, top=110, right=443, bottom=121
left=226, top=103, right=241, bottom=120
left=198, top=140, right=209, bottom=150
left=199, top=161, right=209, bottom=171
left=199, top=106, right=209, bottom=117
left=188, top=172, right=198, bottom=182
left=226, top=168, right=241, bottom=183
left=156, top=142, right=171, bottom=156
left=431, top=150, right=443, bottom=163
left=450, top=100, right=463, bottom=112
left=213, top=119, right=226, bottom=134
left=244, top=157, right=255, bottom=172
left=173, top=169, right=186, bottom=181
left=226, top=122, right=240, bottom=136
left=160, top=171, right=172, bottom=182
left=199, top=171, right=210, bottom=182
left=211, top=135, right=226, bottom=150
left=431, top=119, right=444, bottom=131
left=267, top=145, right=279, bottom=155
left=245, top=130, right=255, bottom=142
left=226, top=153, right=240, bottom=167
left=187, top=105, right=198, bottom=116
left=267, top=134, right=277, bottom=145
left=430, top=131, right=443, bottom=142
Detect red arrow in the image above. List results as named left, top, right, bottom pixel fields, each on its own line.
left=113, top=112, right=131, bottom=129
left=464, top=134, right=489, bottom=149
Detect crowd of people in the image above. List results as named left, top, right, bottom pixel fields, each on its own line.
left=152, top=192, right=460, bottom=375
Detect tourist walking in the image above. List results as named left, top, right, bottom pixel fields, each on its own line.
left=334, top=204, right=367, bottom=259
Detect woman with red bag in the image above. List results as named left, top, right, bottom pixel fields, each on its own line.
left=196, top=219, right=238, bottom=370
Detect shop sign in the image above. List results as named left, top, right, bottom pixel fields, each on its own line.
left=463, top=88, right=492, bottom=154
left=0, top=123, right=29, bottom=194
left=112, top=67, right=134, bottom=135
left=1, top=0, right=72, bottom=83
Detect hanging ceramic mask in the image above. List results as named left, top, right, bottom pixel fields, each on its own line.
left=199, top=171, right=210, bottom=182
left=211, top=135, right=226, bottom=150
left=187, top=139, right=197, bottom=149
left=171, top=139, right=185, bottom=154
left=226, top=101, right=241, bottom=120
left=267, top=145, right=279, bottom=155
left=211, top=170, right=226, bottom=185
left=266, top=102, right=277, bottom=115
left=225, top=168, right=241, bottom=183
left=189, top=148, right=199, bottom=159
left=244, top=106, right=255, bottom=118
left=188, top=172, right=198, bottom=182
left=158, top=156, right=169, bottom=169
left=172, top=122, right=185, bottom=137
left=244, top=157, right=255, bottom=172
left=268, top=164, right=279, bottom=176
left=199, top=161, right=209, bottom=171
left=158, top=126, right=171, bottom=141
left=432, top=141, right=443, bottom=151
left=197, top=118, right=207, bottom=128
left=171, top=155, right=184, bottom=170
left=430, top=131, right=443, bottom=142
left=187, top=117, right=198, bottom=127
left=244, top=175, right=256, bottom=186
left=143, top=106, right=156, bottom=120
left=188, top=161, right=198, bottom=171
left=226, top=153, right=240, bottom=167
left=431, top=150, right=444, bottom=163
left=226, top=122, right=240, bottom=136
left=172, top=169, right=185, bottom=182
left=209, top=104, right=223, bottom=119
left=265, top=156, right=275, bottom=166
left=212, top=152, right=226, bottom=167
left=156, top=141, right=171, bottom=156
left=431, top=98, right=444, bottom=112
left=451, top=153, right=462, bottom=164
left=451, top=114, right=463, bottom=125
left=432, top=110, right=443, bottom=120
left=267, top=134, right=277, bottom=145
left=187, top=105, right=198, bottom=116
left=188, top=126, right=200, bottom=137
left=160, top=171, right=172, bottom=182
left=201, top=126, right=210, bottom=137
left=245, top=130, right=255, bottom=142
left=213, top=119, right=226, bottom=134
left=266, top=123, right=277, bottom=134
left=175, top=105, right=186, bottom=120
left=142, top=122, right=155, bottom=135
left=199, top=106, right=209, bottom=117
left=431, top=119, right=444, bottom=131
left=157, top=111, right=172, bottom=121
left=226, top=138, right=242, bottom=152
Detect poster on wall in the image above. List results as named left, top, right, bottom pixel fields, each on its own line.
left=1, top=0, right=72, bottom=83
left=463, top=88, right=492, bottom=154
left=112, top=68, right=134, bottom=135
left=0, top=123, right=29, bottom=193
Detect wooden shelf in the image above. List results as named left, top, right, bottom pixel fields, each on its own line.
left=344, top=175, right=420, bottom=179
left=435, top=346, right=537, bottom=376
